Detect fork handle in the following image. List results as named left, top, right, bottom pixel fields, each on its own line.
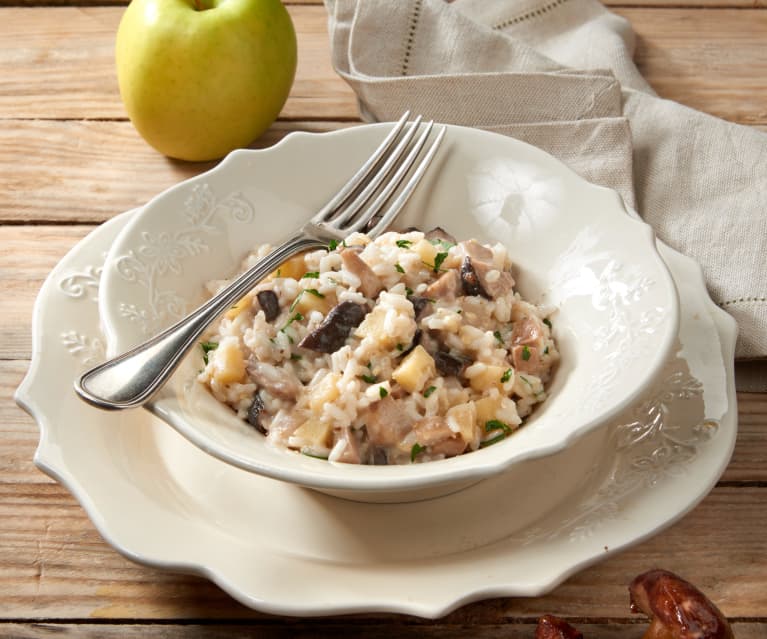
left=75, top=233, right=328, bottom=410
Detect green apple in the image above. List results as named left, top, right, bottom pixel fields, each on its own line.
left=116, top=0, right=297, bottom=162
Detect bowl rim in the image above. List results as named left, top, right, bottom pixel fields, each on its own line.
left=102, top=121, right=681, bottom=493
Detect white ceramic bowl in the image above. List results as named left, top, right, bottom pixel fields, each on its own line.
left=99, top=123, right=679, bottom=502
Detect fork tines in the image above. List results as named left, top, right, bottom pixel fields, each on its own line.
left=315, top=111, right=446, bottom=239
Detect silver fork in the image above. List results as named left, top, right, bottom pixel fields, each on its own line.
left=75, top=113, right=446, bottom=410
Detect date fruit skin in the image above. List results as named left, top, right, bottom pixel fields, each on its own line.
left=535, top=615, right=583, bottom=639
left=629, top=569, right=734, bottom=639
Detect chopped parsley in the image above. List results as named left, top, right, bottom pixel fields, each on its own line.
left=485, top=420, right=513, bottom=435
left=493, top=330, right=504, bottom=346
left=281, top=312, right=303, bottom=332
left=543, top=318, right=552, bottom=329
left=405, top=286, right=414, bottom=297
left=289, top=288, right=324, bottom=312
left=395, top=263, right=405, bottom=274
left=410, top=442, right=426, bottom=462
left=200, top=341, right=218, bottom=365
left=280, top=313, right=304, bottom=344
left=290, top=353, right=302, bottom=361
left=543, top=346, right=549, bottom=355
left=479, top=433, right=507, bottom=448
left=500, top=368, right=513, bottom=383
left=302, top=271, right=319, bottom=279
left=396, top=239, right=412, bottom=249
left=429, top=238, right=455, bottom=250
left=327, top=239, right=346, bottom=251
left=288, top=293, right=302, bottom=312
left=520, top=375, right=532, bottom=387
left=522, top=345, right=531, bottom=361
left=426, top=251, right=449, bottom=273
left=301, top=449, right=329, bottom=460
left=396, top=343, right=404, bottom=351
left=379, top=386, right=388, bottom=399
left=423, top=385, right=437, bottom=398
left=360, top=373, right=378, bottom=384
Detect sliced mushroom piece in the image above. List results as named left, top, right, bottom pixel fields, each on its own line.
left=535, top=615, right=583, bottom=639
left=362, top=395, right=414, bottom=448
left=459, top=239, right=494, bottom=262
left=408, top=296, right=432, bottom=319
left=256, top=290, right=280, bottom=322
left=411, top=416, right=466, bottom=458
left=246, top=393, right=267, bottom=434
left=433, top=350, right=471, bottom=377
left=425, top=269, right=461, bottom=300
left=340, top=248, right=383, bottom=299
left=249, top=361, right=301, bottom=401
left=470, top=259, right=515, bottom=299
left=629, top=569, right=734, bottom=639
left=399, top=328, right=422, bottom=358
left=370, top=447, right=389, bottom=465
left=460, top=256, right=484, bottom=297
left=511, top=316, right=544, bottom=346
left=298, top=301, right=367, bottom=354
left=511, top=344, right=544, bottom=375
left=424, top=226, right=457, bottom=245
left=333, top=427, right=363, bottom=464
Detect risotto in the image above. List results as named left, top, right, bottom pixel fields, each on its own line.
left=197, top=228, right=558, bottom=465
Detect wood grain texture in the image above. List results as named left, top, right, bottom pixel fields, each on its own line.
left=1, top=0, right=766, bottom=632
left=0, top=482, right=764, bottom=619
left=1, top=219, right=766, bottom=482
left=0, top=6, right=357, bottom=121
left=1, top=7, right=767, bottom=124
left=2, top=119, right=766, bottom=225
left=616, top=7, right=767, bottom=125
left=0, top=623, right=765, bottom=639
left=5, top=362, right=767, bottom=485
left=0, top=120, right=352, bottom=223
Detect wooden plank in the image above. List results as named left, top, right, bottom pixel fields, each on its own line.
left=0, top=484, right=764, bottom=619
left=0, top=120, right=354, bottom=224
left=0, top=219, right=766, bottom=483
left=1, top=118, right=765, bottom=225
left=0, top=6, right=357, bottom=121
left=616, top=7, right=767, bottom=125
left=4, top=356, right=767, bottom=484
left=1, top=7, right=767, bottom=124
left=728, top=392, right=767, bottom=482
left=0, top=623, right=764, bottom=639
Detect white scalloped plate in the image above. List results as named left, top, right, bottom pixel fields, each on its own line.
left=96, top=124, right=680, bottom=498
left=16, top=208, right=736, bottom=617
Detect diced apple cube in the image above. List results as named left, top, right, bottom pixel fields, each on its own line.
left=392, top=345, right=435, bottom=393
left=309, top=372, right=340, bottom=413
left=413, top=239, right=438, bottom=268
left=295, top=290, right=334, bottom=316
left=211, top=338, right=246, bottom=385
left=446, top=401, right=478, bottom=447
left=354, top=306, right=397, bottom=349
left=291, top=418, right=333, bottom=450
left=474, top=395, right=504, bottom=426
left=466, top=364, right=508, bottom=393
left=224, top=293, right=253, bottom=320
left=273, top=254, right=306, bottom=281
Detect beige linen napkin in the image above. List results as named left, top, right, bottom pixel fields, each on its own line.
left=324, top=0, right=767, bottom=390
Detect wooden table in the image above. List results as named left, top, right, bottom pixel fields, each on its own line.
left=2, top=0, right=766, bottom=636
